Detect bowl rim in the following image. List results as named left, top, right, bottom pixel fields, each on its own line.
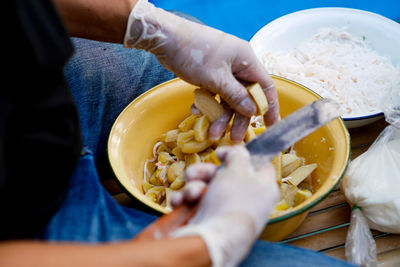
left=342, top=112, right=384, bottom=121
left=108, top=76, right=351, bottom=223
left=250, top=7, right=400, bottom=45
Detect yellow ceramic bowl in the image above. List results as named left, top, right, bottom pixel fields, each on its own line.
left=108, top=76, right=350, bottom=241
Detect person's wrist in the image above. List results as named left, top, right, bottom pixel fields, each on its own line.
left=170, top=225, right=224, bottom=267
left=123, top=0, right=173, bottom=50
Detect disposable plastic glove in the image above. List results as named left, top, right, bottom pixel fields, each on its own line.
left=124, top=0, right=279, bottom=142
left=170, top=146, right=279, bottom=267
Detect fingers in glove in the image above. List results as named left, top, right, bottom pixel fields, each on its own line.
left=216, top=74, right=257, bottom=118
left=183, top=180, right=207, bottom=203
left=261, top=76, right=280, bottom=126
left=171, top=180, right=207, bottom=208
left=255, top=163, right=276, bottom=182
left=216, top=145, right=251, bottom=166
left=170, top=191, right=184, bottom=208
left=255, top=163, right=280, bottom=200
left=208, top=102, right=234, bottom=141
left=230, top=113, right=250, bottom=143
left=232, top=51, right=280, bottom=126
left=190, top=104, right=201, bottom=115
left=185, top=163, right=219, bottom=183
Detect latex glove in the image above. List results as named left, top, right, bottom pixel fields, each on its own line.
left=124, top=0, right=279, bottom=142
left=170, top=146, right=279, bottom=267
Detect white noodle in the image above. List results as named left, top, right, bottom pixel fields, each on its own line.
left=263, top=27, right=400, bottom=117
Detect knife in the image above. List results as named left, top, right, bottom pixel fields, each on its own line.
left=135, top=98, right=342, bottom=240
left=248, top=98, right=342, bottom=169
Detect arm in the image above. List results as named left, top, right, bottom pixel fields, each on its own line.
left=52, top=0, right=137, bottom=43
left=0, top=236, right=210, bottom=267
left=53, top=0, right=280, bottom=141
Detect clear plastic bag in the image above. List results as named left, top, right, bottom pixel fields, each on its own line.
left=341, top=88, right=400, bottom=266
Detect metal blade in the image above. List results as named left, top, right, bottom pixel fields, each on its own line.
left=246, top=98, right=342, bottom=169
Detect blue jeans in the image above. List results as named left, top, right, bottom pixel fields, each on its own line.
left=39, top=37, right=355, bottom=267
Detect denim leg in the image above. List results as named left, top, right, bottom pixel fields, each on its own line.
left=40, top=150, right=157, bottom=242
left=64, top=38, right=175, bottom=160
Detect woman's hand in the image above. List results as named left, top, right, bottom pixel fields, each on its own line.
left=170, top=146, right=279, bottom=267
left=124, top=0, right=280, bottom=142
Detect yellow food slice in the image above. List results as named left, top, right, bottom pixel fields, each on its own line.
left=193, top=115, right=210, bottom=142
left=286, top=163, right=318, bottom=187
left=199, top=149, right=221, bottom=165
left=294, top=189, right=312, bottom=206
left=177, top=130, right=195, bottom=147
left=167, top=161, right=186, bottom=183
left=271, top=152, right=282, bottom=181
left=155, top=142, right=171, bottom=154
left=281, top=154, right=303, bottom=177
left=247, top=83, right=269, bottom=115
left=181, top=139, right=213, bottom=154
left=275, top=199, right=290, bottom=211
left=162, top=129, right=180, bottom=142
left=142, top=182, right=152, bottom=193
left=145, top=186, right=166, bottom=204
left=169, top=175, right=185, bottom=190
left=178, top=114, right=199, bottom=132
left=194, top=89, right=225, bottom=122
left=217, top=132, right=232, bottom=147
left=245, top=125, right=257, bottom=142
left=253, top=126, right=266, bottom=135
left=184, top=153, right=202, bottom=165
left=281, top=182, right=298, bottom=207
left=149, top=168, right=166, bottom=186
left=158, top=152, right=173, bottom=164
left=171, top=146, right=184, bottom=161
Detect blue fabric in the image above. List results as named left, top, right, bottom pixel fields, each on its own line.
left=40, top=26, right=355, bottom=267
left=151, top=0, right=400, bottom=41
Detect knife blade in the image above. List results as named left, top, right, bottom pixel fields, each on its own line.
left=247, top=98, right=342, bottom=169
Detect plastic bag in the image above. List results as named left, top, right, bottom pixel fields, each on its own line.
left=341, top=88, right=400, bottom=267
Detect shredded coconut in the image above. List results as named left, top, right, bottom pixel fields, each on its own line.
left=263, top=27, right=400, bottom=117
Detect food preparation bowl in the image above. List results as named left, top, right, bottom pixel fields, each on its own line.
left=108, top=76, right=350, bottom=241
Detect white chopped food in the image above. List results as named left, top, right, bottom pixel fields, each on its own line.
left=263, top=28, right=400, bottom=116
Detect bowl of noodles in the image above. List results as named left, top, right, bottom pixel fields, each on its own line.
left=250, top=7, right=400, bottom=128
left=108, top=77, right=350, bottom=241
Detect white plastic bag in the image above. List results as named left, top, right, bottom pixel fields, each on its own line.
left=341, top=88, right=400, bottom=267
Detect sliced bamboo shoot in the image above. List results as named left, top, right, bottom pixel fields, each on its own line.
left=247, top=83, right=269, bottom=115
left=167, top=161, right=185, bottom=183
left=294, top=189, right=312, bottom=206
left=193, top=115, right=210, bottom=142
left=282, top=154, right=303, bottom=177
left=286, top=163, right=317, bottom=186
left=178, top=114, right=199, bottom=132
left=194, top=89, right=225, bottom=122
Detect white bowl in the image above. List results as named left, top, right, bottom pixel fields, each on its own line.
left=250, top=7, right=400, bottom=128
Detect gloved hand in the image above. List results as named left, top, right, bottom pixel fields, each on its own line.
left=169, top=146, right=279, bottom=267
left=124, top=0, right=279, bottom=142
